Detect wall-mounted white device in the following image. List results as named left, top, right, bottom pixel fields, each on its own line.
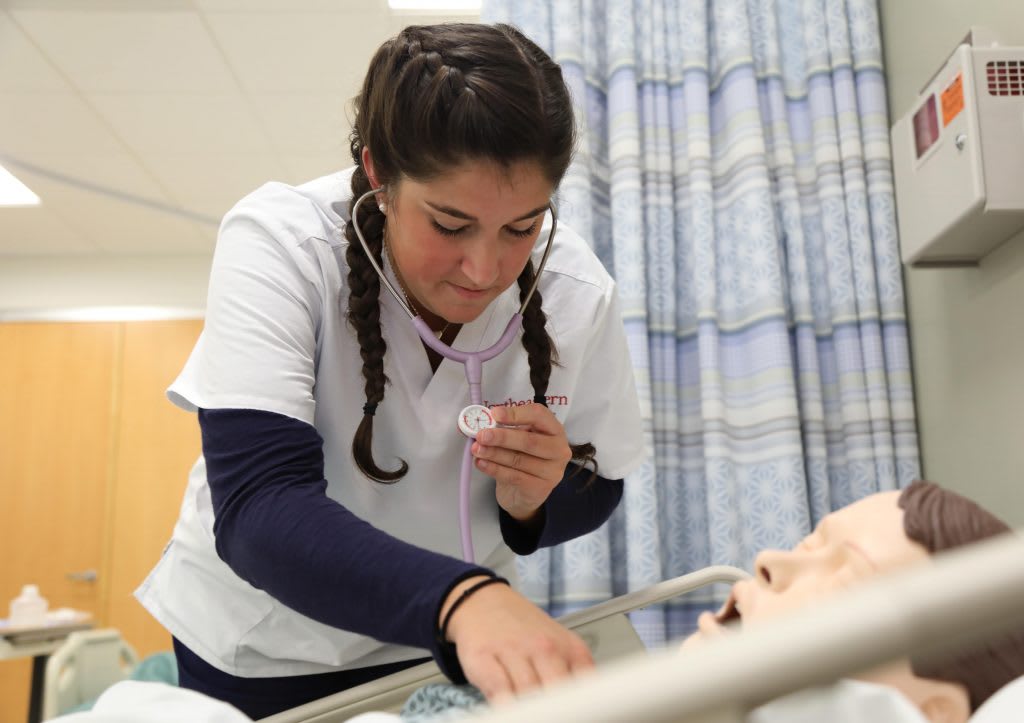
left=891, top=27, right=1024, bottom=266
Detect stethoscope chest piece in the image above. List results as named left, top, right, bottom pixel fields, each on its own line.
left=458, top=404, right=496, bottom=439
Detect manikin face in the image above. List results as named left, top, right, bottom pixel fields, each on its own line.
left=689, top=492, right=971, bottom=723
left=720, top=491, right=929, bottom=626
left=367, top=153, right=553, bottom=327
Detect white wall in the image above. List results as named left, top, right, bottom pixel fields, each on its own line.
left=0, top=255, right=210, bottom=319
left=880, top=1, right=1024, bottom=525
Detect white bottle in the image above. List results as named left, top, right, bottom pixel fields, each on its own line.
left=9, top=584, right=49, bottom=627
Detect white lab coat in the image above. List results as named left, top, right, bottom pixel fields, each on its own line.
left=135, top=168, right=646, bottom=678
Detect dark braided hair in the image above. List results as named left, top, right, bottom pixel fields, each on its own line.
left=343, top=23, right=596, bottom=482
left=516, top=260, right=597, bottom=479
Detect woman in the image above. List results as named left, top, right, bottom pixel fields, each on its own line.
left=136, top=22, right=646, bottom=719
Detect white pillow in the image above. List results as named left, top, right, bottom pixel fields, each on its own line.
left=748, top=679, right=927, bottom=723
left=970, top=675, right=1024, bottom=723
left=54, top=681, right=251, bottom=723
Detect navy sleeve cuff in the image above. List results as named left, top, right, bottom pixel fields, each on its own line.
left=499, top=464, right=624, bottom=555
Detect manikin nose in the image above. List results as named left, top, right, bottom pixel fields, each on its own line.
left=756, top=545, right=836, bottom=592
left=754, top=548, right=803, bottom=591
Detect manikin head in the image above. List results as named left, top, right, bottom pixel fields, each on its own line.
left=690, top=481, right=1024, bottom=723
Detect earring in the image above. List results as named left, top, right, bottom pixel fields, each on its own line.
left=378, top=202, right=388, bottom=215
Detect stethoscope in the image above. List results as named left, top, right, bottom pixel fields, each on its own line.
left=351, top=187, right=559, bottom=563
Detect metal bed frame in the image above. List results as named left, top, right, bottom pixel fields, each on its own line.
left=261, top=566, right=749, bottom=722
left=264, top=531, right=1024, bottom=722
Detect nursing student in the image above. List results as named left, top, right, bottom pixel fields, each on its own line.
left=136, top=22, right=645, bottom=720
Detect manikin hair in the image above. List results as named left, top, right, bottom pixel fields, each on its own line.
left=899, top=480, right=1024, bottom=710
left=342, top=23, right=596, bottom=483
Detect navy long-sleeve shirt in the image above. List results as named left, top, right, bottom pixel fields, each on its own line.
left=198, top=407, right=624, bottom=678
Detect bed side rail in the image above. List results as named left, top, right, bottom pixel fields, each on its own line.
left=260, top=565, right=747, bottom=722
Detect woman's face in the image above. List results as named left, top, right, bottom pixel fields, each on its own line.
left=383, top=157, right=553, bottom=326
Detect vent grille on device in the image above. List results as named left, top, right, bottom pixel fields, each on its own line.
left=987, top=60, right=1023, bottom=96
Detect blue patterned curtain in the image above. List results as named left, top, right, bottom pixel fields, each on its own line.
left=481, top=0, right=920, bottom=645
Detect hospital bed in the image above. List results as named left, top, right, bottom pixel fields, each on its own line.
left=470, top=530, right=1024, bottom=723
left=261, top=565, right=749, bottom=722
left=264, top=530, right=1024, bottom=722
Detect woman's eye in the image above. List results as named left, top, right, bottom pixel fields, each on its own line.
left=507, top=220, right=539, bottom=238
left=431, top=220, right=466, bottom=237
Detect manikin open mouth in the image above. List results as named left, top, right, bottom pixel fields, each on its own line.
left=716, top=592, right=742, bottom=625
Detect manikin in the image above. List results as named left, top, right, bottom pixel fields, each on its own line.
left=688, top=480, right=1024, bottom=723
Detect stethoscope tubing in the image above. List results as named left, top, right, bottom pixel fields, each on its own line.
left=350, top=185, right=558, bottom=562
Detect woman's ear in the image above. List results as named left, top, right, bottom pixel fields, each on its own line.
left=360, top=147, right=388, bottom=214
left=361, top=146, right=379, bottom=187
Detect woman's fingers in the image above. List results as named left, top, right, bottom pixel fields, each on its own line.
left=467, top=636, right=585, bottom=701
left=472, top=404, right=572, bottom=513
left=494, top=649, right=542, bottom=695
left=528, top=647, right=571, bottom=686
left=463, top=652, right=514, bottom=702
left=490, top=402, right=562, bottom=435
left=475, top=426, right=567, bottom=469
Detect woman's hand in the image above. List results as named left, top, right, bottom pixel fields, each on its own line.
left=471, top=403, right=572, bottom=523
left=440, top=575, right=594, bottom=701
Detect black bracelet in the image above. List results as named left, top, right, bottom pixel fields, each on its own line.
left=438, top=575, right=510, bottom=644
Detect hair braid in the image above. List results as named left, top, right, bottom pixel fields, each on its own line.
left=343, top=166, right=408, bottom=483
left=517, top=262, right=598, bottom=479
left=399, top=33, right=476, bottom=131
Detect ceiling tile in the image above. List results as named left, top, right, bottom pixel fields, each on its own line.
left=204, top=11, right=390, bottom=94
left=280, top=153, right=353, bottom=188
left=250, top=93, right=352, bottom=156
left=89, top=92, right=273, bottom=154
left=0, top=205, right=97, bottom=255
left=141, top=152, right=289, bottom=221
left=14, top=167, right=210, bottom=254
left=194, top=0, right=385, bottom=12
left=11, top=8, right=237, bottom=93
left=389, top=12, right=480, bottom=31
left=0, top=92, right=125, bottom=155
left=11, top=151, right=171, bottom=204
left=72, top=194, right=211, bottom=254
left=3, top=1, right=192, bottom=9
left=0, top=12, right=70, bottom=92
left=0, top=2, right=477, bottom=263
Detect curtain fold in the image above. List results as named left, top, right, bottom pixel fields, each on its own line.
left=482, top=0, right=919, bottom=645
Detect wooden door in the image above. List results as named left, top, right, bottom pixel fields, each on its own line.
left=103, top=320, right=202, bottom=658
left=0, top=322, right=120, bottom=723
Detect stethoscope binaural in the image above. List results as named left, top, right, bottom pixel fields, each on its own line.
left=351, top=187, right=558, bottom=563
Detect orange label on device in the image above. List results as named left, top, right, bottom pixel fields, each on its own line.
left=941, top=73, right=965, bottom=126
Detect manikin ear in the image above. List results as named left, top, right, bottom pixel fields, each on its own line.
left=857, top=661, right=970, bottom=723
left=918, top=691, right=971, bottom=723
left=360, top=147, right=388, bottom=214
